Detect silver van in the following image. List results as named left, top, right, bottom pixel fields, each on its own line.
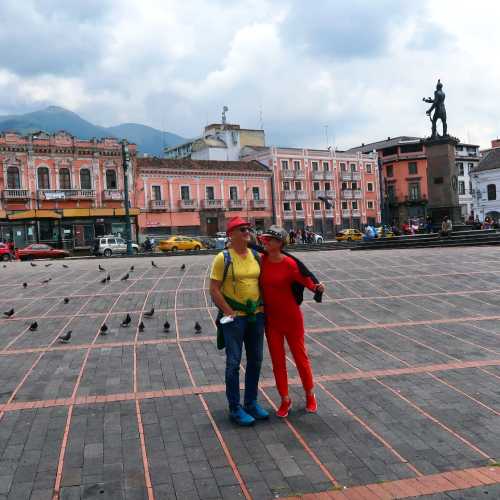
left=93, top=236, right=139, bottom=257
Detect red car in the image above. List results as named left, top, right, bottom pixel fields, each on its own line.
left=0, top=243, right=13, bottom=261
left=16, top=244, right=70, bottom=261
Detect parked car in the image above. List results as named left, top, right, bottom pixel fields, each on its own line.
left=0, top=243, right=13, bottom=261
left=375, top=226, right=394, bottom=238
left=93, top=236, right=140, bottom=257
left=158, top=236, right=204, bottom=252
left=16, top=244, right=70, bottom=261
left=312, top=232, right=324, bottom=243
left=336, top=229, right=363, bottom=241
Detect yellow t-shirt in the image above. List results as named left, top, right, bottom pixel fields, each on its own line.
left=210, top=249, right=262, bottom=315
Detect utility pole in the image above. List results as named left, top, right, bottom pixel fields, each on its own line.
left=121, top=140, right=133, bottom=256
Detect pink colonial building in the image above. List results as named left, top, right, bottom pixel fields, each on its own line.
left=241, top=146, right=381, bottom=235
left=135, top=158, right=273, bottom=235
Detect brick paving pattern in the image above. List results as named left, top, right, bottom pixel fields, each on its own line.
left=0, top=247, right=500, bottom=499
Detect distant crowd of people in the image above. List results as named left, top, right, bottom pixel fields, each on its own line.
left=287, top=229, right=318, bottom=245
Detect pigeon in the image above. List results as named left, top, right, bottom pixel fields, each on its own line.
left=98, top=264, right=105, bottom=272
left=41, top=278, right=52, bottom=284
left=100, top=323, right=108, bottom=335
left=58, top=331, right=72, bottom=343
left=64, top=297, right=70, bottom=304
left=138, top=321, right=145, bottom=332
left=121, top=313, right=131, bottom=327
left=121, top=273, right=129, bottom=281
left=144, top=307, right=154, bottom=318
left=180, top=264, right=186, bottom=271
left=30, top=262, right=37, bottom=267
left=100, top=277, right=107, bottom=284
left=130, top=265, right=134, bottom=272
left=45, top=263, right=52, bottom=267
left=2, top=265, right=6, bottom=268
left=106, top=274, right=111, bottom=282
left=194, top=321, right=202, bottom=334
left=151, top=261, right=158, bottom=268
left=22, top=283, right=27, bottom=288
left=163, top=320, right=170, bottom=332
left=29, top=321, right=38, bottom=331
left=62, top=264, right=69, bottom=268
left=3, top=309, right=14, bottom=318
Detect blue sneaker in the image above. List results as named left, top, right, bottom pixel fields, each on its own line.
left=244, top=402, right=270, bottom=420
left=229, top=406, right=255, bottom=426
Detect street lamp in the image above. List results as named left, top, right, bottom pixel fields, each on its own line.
left=121, top=140, right=133, bottom=256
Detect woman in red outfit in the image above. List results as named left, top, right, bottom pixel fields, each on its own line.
left=259, top=226, right=325, bottom=417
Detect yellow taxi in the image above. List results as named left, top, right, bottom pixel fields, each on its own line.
left=158, top=236, right=204, bottom=252
left=376, top=226, right=394, bottom=238
left=335, top=229, right=363, bottom=241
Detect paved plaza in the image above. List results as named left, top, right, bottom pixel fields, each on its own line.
left=1, top=247, right=500, bottom=499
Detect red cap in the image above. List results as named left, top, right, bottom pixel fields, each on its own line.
left=226, top=216, right=250, bottom=234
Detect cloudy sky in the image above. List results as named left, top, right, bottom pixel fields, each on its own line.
left=1, top=0, right=499, bottom=149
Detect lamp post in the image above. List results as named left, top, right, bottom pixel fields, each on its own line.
left=121, top=140, right=133, bottom=256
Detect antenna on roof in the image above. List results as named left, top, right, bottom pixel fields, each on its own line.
left=324, top=125, right=329, bottom=149
left=259, top=105, right=264, bottom=130
left=222, top=106, right=228, bottom=126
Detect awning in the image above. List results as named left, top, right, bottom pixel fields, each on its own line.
left=63, top=209, right=91, bottom=217
left=8, top=210, right=62, bottom=220
left=114, top=208, right=140, bottom=216
left=90, top=208, right=114, bottom=216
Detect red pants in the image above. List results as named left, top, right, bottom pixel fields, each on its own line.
left=266, top=326, right=314, bottom=398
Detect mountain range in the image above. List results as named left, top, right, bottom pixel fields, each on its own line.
left=0, top=106, right=185, bottom=157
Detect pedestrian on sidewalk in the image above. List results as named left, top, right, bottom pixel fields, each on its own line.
left=209, top=216, right=269, bottom=426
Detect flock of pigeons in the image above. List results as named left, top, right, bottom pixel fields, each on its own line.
left=2, top=260, right=203, bottom=344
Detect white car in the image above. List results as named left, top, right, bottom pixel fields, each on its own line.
left=312, top=233, right=324, bottom=243
left=93, top=236, right=139, bottom=257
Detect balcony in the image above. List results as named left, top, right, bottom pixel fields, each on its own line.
left=314, top=210, right=323, bottom=218
left=324, top=171, right=334, bottom=180
left=352, top=209, right=361, bottom=218
left=250, top=199, right=267, bottom=210
left=295, top=210, right=305, bottom=218
left=3, top=189, right=31, bottom=200
left=341, top=209, right=350, bottom=218
left=341, top=189, right=353, bottom=199
left=325, top=190, right=336, bottom=198
left=353, top=190, right=363, bottom=199
left=352, top=172, right=361, bottom=181
left=341, top=172, right=352, bottom=181
left=312, top=171, right=324, bottom=180
left=295, top=170, right=306, bottom=180
left=38, top=189, right=96, bottom=200
left=202, top=199, right=223, bottom=209
left=283, top=211, right=293, bottom=220
left=149, top=199, right=169, bottom=210
left=404, top=193, right=427, bottom=204
left=296, top=190, right=308, bottom=200
left=178, top=199, right=198, bottom=210
left=313, top=190, right=326, bottom=199
left=228, top=199, right=244, bottom=210
left=102, top=189, right=124, bottom=201
left=282, top=170, right=295, bottom=179
left=282, top=191, right=296, bottom=200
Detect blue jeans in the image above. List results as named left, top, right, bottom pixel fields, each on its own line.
left=222, top=313, right=264, bottom=412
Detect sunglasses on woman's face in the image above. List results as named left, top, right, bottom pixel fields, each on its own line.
left=237, top=227, right=251, bottom=234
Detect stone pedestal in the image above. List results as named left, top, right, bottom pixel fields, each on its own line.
left=423, top=136, right=462, bottom=224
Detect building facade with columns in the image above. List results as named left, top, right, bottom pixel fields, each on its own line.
left=241, top=146, right=381, bottom=235
left=0, top=131, right=139, bottom=249
left=135, top=158, right=273, bottom=236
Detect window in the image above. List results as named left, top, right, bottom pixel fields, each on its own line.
left=351, top=182, right=357, bottom=190
left=341, top=182, right=348, bottom=190
left=468, top=163, right=474, bottom=173
left=252, top=187, right=260, bottom=200
left=314, top=202, right=321, bottom=210
left=434, top=177, right=443, bottom=184
left=387, top=184, right=395, bottom=200
left=281, top=160, right=289, bottom=170
left=59, top=168, right=71, bottom=189
left=458, top=181, right=465, bottom=195
left=294, top=181, right=302, bottom=190
left=229, top=186, right=238, bottom=200
left=340, top=163, right=346, bottom=172
left=352, top=201, right=358, bottom=210
left=487, top=184, right=496, bottom=201
left=350, top=163, right=357, bottom=172
left=341, top=201, right=348, bottom=209
left=386, top=165, right=394, bottom=177
left=293, top=160, right=301, bottom=171
left=181, top=186, right=190, bottom=200
left=6, top=167, right=20, bottom=189
left=37, top=167, right=50, bottom=189
left=409, top=183, right=420, bottom=200
left=283, top=181, right=290, bottom=191
left=324, top=182, right=331, bottom=191
left=366, top=164, right=372, bottom=173
left=152, top=185, right=161, bottom=200
left=295, top=202, right=303, bottom=211
left=367, top=182, right=374, bottom=192
left=106, top=169, right=117, bottom=189
left=80, top=169, right=91, bottom=189
left=457, top=162, right=464, bottom=176
left=367, top=201, right=374, bottom=209
left=323, top=161, right=329, bottom=171
left=313, top=182, right=320, bottom=191
left=312, top=161, right=319, bottom=171
left=283, top=202, right=291, bottom=211
left=408, top=162, right=418, bottom=175
left=107, top=238, right=116, bottom=245
left=205, top=186, right=215, bottom=200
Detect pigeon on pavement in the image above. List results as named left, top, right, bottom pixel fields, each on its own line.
left=121, top=314, right=132, bottom=327
left=45, top=263, right=52, bottom=267
left=181, top=264, right=186, bottom=271
left=138, top=321, right=145, bottom=332
left=59, top=331, right=72, bottom=343
left=22, top=283, right=27, bottom=288
left=144, top=307, right=154, bottom=318
left=130, top=265, right=134, bottom=271
left=99, top=264, right=105, bottom=272
left=151, top=261, right=158, bottom=268
left=41, top=278, right=52, bottom=284
left=64, top=297, right=70, bottom=304
left=29, top=321, right=38, bottom=331
left=106, top=274, right=111, bottom=281
left=194, top=321, right=202, bottom=334
left=121, top=273, right=129, bottom=281
left=62, top=264, right=69, bottom=268
left=100, top=323, right=108, bottom=335
left=30, top=262, right=37, bottom=267
left=3, top=309, right=14, bottom=318
left=163, top=320, right=170, bottom=332
left=100, top=277, right=107, bottom=284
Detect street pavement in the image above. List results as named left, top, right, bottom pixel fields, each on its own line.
left=1, top=247, right=500, bottom=499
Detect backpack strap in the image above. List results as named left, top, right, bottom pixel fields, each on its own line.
left=250, top=248, right=261, bottom=265
left=221, top=249, right=232, bottom=284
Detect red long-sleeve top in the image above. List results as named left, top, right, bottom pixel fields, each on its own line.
left=260, top=255, right=317, bottom=329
